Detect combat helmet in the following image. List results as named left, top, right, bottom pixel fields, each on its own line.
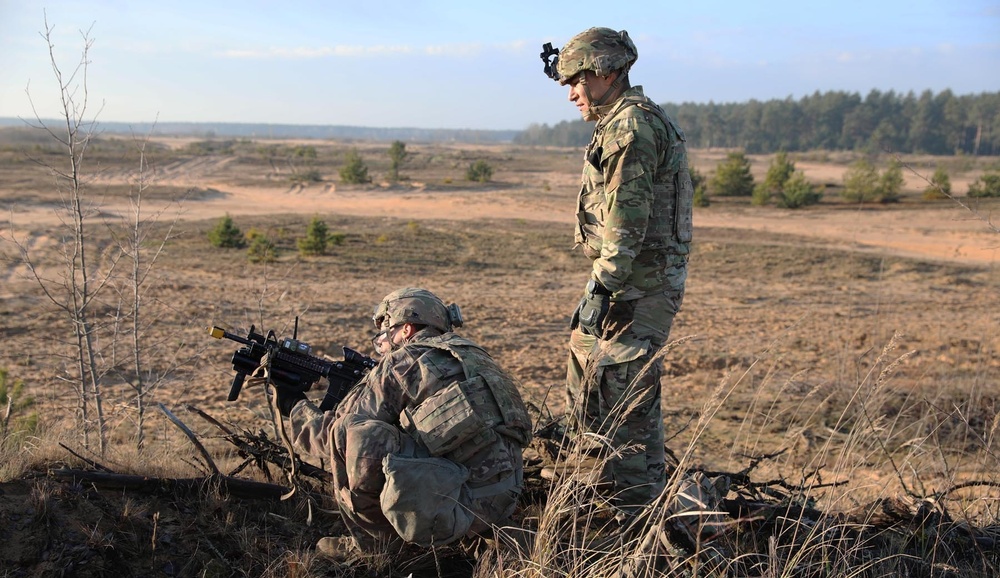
left=372, top=288, right=463, bottom=334
left=547, top=27, right=637, bottom=85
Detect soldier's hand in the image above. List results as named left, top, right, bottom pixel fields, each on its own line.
left=577, top=280, right=611, bottom=336
left=273, top=386, right=306, bottom=417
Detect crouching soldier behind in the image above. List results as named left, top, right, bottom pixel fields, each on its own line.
left=278, top=288, right=533, bottom=557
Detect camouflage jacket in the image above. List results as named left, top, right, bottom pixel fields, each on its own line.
left=287, top=330, right=532, bottom=536
left=577, top=85, right=693, bottom=300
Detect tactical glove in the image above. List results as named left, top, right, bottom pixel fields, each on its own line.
left=274, top=387, right=306, bottom=417
left=574, top=279, right=611, bottom=336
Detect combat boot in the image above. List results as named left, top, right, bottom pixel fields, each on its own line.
left=315, top=536, right=359, bottom=563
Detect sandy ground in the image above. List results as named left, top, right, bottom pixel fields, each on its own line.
left=5, top=177, right=998, bottom=270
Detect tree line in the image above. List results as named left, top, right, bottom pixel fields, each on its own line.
left=515, top=89, right=1000, bottom=156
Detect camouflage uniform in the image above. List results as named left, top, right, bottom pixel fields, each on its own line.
left=556, top=29, right=693, bottom=508
left=287, top=327, right=532, bottom=549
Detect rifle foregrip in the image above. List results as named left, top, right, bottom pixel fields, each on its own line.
left=228, top=373, right=246, bottom=401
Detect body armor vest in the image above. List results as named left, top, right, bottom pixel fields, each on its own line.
left=576, top=92, right=693, bottom=259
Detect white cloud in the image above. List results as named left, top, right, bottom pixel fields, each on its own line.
left=423, top=43, right=481, bottom=57
left=219, top=44, right=415, bottom=59
left=217, top=41, right=533, bottom=60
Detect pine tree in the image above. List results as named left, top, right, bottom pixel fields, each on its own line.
left=710, top=151, right=755, bottom=197
left=297, top=216, right=330, bottom=256
left=466, top=160, right=494, bottom=183
left=876, top=160, right=903, bottom=202
left=387, top=141, right=407, bottom=182
left=923, top=166, right=952, bottom=200
left=841, top=159, right=880, bottom=202
left=777, top=172, right=822, bottom=208
left=753, top=151, right=796, bottom=205
left=967, top=170, right=1000, bottom=198
left=208, top=214, right=245, bottom=248
left=339, top=149, right=371, bottom=184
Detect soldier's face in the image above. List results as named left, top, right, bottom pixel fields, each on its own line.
left=372, top=324, right=409, bottom=356
left=567, top=71, right=615, bottom=121
left=566, top=73, right=592, bottom=118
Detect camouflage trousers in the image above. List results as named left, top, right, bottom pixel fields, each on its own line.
left=565, top=289, right=682, bottom=508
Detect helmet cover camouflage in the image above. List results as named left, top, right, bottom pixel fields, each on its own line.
left=555, top=27, right=638, bottom=85
left=372, top=288, right=460, bottom=333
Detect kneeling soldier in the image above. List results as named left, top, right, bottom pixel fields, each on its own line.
left=281, top=288, right=533, bottom=556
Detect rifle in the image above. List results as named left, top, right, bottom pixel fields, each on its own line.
left=209, top=318, right=376, bottom=412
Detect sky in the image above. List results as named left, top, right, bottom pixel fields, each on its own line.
left=1, top=1, right=998, bottom=131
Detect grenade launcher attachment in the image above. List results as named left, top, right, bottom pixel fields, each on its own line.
left=209, top=319, right=376, bottom=412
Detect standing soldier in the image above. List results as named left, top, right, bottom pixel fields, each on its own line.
left=541, top=27, right=694, bottom=510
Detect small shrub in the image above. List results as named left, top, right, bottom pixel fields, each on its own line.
left=693, top=186, right=710, bottom=207
left=751, top=184, right=771, bottom=206
left=876, top=160, right=903, bottom=203
left=967, top=170, right=1000, bottom=198
left=290, top=169, right=322, bottom=184
left=466, top=160, right=494, bottom=183
left=297, top=216, right=330, bottom=256
left=753, top=151, right=796, bottom=206
left=691, top=167, right=709, bottom=207
left=207, top=214, right=245, bottom=248
left=710, top=151, right=754, bottom=197
left=841, top=159, right=880, bottom=202
left=292, top=145, right=317, bottom=159
left=339, top=149, right=370, bottom=184
left=922, top=167, right=952, bottom=200
left=387, top=141, right=407, bottom=182
left=246, top=230, right=277, bottom=263
left=777, top=172, right=822, bottom=209
left=842, top=158, right=902, bottom=203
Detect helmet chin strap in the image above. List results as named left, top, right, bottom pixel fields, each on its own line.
left=582, top=70, right=629, bottom=118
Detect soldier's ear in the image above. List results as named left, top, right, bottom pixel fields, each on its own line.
left=400, top=323, right=417, bottom=340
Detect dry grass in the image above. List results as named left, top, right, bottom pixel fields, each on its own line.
left=1, top=135, right=998, bottom=576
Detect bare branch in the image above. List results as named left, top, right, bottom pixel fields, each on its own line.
left=157, top=403, right=220, bottom=475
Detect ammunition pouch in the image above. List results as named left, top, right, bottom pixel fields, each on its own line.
left=380, top=453, right=473, bottom=546
left=399, top=376, right=501, bottom=464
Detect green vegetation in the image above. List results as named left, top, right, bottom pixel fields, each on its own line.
left=710, top=151, right=754, bottom=197
left=967, top=170, right=1000, bottom=198
left=290, top=169, right=322, bottom=184
left=297, top=216, right=337, bottom=256
left=776, top=171, right=822, bottom=208
left=922, top=166, right=952, bottom=199
left=749, top=152, right=822, bottom=209
left=387, top=140, right=407, bottom=182
left=339, top=149, right=371, bottom=184
left=183, top=139, right=238, bottom=155
left=207, top=214, right=245, bottom=248
left=246, top=229, right=277, bottom=263
left=466, top=159, right=494, bottom=183
left=842, top=158, right=902, bottom=203
left=752, top=151, right=795, bottom=206
left=878, top=160, right=904, bottom=202
left=691, top=167, right=709, bottom=207
left=516, top=89, right=1000, bottom=155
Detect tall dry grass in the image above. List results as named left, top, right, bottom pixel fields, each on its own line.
left=474, top=330, right=998, bottom=577
left=2, top=322, right=996, bottom=577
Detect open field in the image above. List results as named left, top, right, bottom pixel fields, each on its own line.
left=1, top=133, right=998, bottom=576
